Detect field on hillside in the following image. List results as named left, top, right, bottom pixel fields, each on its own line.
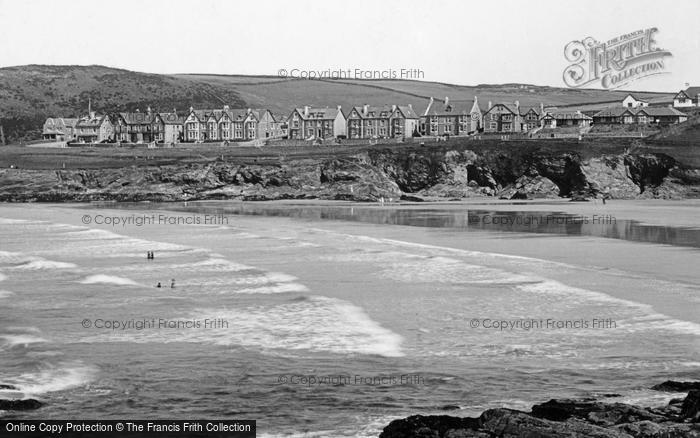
left=177, top=74, right=674, bottom=114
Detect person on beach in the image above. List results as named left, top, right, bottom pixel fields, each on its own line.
left=156, top=282, right=161, bottom=288
left=170, top=279, right=176, bottom=288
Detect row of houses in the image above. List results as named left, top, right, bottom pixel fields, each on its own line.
left=43, top=89, right=694, bottom=143
left=43, top=104, right=421, bottom=143
left=43, top=106, right=284, bottom=143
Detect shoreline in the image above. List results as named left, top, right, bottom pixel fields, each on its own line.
left=58, top=197, right=700, bottom=229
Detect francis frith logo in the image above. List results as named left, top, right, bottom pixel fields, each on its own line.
left=563, top=28, right=672, bottom=89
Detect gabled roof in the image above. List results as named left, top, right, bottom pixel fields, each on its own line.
left=119, top=112, right=153, bottom=125
left=520, top=106, right=542, bottom=115
left=397, top=105, right=419, bottom=119
left=484, top=103, right=520, bottom=115
left=292, top=107, right=342, bottom=121
left=186, top=108, right=257, bottom=123
left=76, top=115, right=107, bottom=128
left=594, top=106, right=686, bottom=118
left=348, top=104, right=418, bottom=119
left=43, top=117, right=78, bottom=129
left=425, top=100, right=480, bottom=117
left=636, top=107, right=687, bottom=117
left=43, top=117, right=79, bottom=133
left=623, top=93, right=648, bottom=102
left=158, top=112, right=185, bottom=124
left=191, top=109, right=224, bottom=122
left=543, top=111, right=593, bottom=120
left=592, top=107, right=635, bottom=118
left=681, top=86, right=700, bottom=97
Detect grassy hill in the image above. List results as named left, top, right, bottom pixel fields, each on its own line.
left=176, top=74, right=673, bottom=115
left=0, top=65, right=247, bottom=142
left=0, top=65, right=676, bottom=143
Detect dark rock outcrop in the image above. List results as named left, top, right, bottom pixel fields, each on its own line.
left=652, top=381, right=700, bottom=392
left=681, top=390, right=700, bottom=422
left=0, top=398, right=43, bottom=410
left=380, top=383, right=700, bottom=438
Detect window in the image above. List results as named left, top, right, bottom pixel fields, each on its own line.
left=246, top=122, right=256, bottom=139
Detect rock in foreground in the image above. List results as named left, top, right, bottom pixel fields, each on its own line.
left=380, top=385, right=700, bottom=437
left=0, top=398, right=44, bottom=410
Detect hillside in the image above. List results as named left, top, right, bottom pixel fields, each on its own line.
left=176, top=74, right=673, bottom=115
left=0, top=65, right=676, bottom=143
left=0, top=65, right=247, bottom=142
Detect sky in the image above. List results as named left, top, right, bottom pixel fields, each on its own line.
left=0, top=0, right=698, bottom=92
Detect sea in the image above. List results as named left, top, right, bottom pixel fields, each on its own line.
left=0, top=201, right=698, bottom=437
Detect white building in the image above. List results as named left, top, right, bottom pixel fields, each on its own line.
left=673, top=87, right=700, bottom=108
left=622, top=94, right=649, bottom=108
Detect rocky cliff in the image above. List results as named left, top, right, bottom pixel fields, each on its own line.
left=1, top=146, right=698, bottom=202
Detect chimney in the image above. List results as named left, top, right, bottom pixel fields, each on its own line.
left=189, top=106, right=194, bottom=113
left=173, top=108, right=177, bottom=115
left=147, top=106, right=152, bottom=116
left=391, top=104, right=397, bottom=112
left=135, top=108, right=140, bottom=113
left=408, top=104, right=413, bottom=111
left=224, top=105, right=230, bottom=111
left=444, top=96, right=449, bottom=106
left=304, top=106, right=309, bottom=117
left=514, top=100, right=520, bottom=110
left=488, top=101, right=492, bottom=110
left=424, top=97, right=434, bottom=116
left=247, top=108, right=251, bottom=114
left=540, top=102, right=544, bottom=114
left=362, top=104, right=369, bottom=116
left=337, top=105, right=342, bottom=112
